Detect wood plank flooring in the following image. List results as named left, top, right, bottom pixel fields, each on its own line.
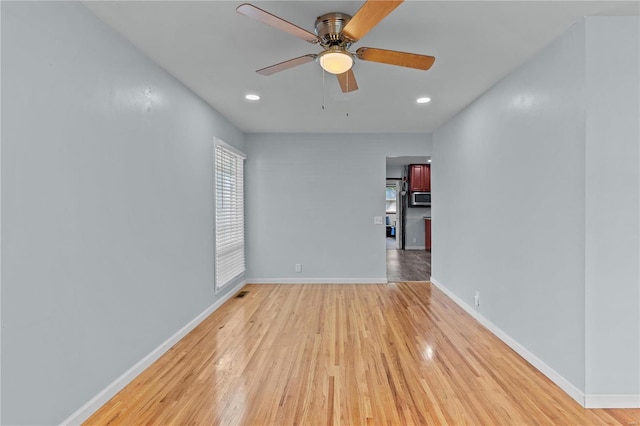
left=85, top=283, right=639, bottom=425
left=387, top=248, right=431, bottom=282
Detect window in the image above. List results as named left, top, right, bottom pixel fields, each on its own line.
left=214, top=138, right=246, bottom=290
left=386, top=185, right=397, bottom=213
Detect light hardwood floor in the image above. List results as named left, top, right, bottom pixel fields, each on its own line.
left=86, top=283, right=639, bottom=425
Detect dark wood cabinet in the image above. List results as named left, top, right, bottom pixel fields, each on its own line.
left=424, top=218, right=432, bottom=251
left=409, top=164, right=431, bottom=192
left=409, top=164, right=423, bottom=191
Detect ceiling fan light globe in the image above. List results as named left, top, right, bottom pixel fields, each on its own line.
left=319, top=51, right=353, bottom=75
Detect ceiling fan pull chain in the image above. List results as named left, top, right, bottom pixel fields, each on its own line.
left=322, top=68, right=325, bottom=110
left=346, top=73, right=349, bottom=117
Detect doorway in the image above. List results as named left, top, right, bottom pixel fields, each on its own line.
left=385, top=156, right=432, bottom=282
left=385, top=181, right=400, bottom=249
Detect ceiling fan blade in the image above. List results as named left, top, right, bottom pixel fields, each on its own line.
left=336, top=69, right=359, bottom=93
left=342, top=0, right=404, bottom=42
left=237, top=3, right=320, bottom=44
left=256, top=54, right=318, bottom=76
left=356, top=47, right=435, bottom=70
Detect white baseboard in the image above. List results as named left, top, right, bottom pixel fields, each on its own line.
left=404, top=245, right=426, bottom=250
left=430, top=277, right=586, bottom=407
left=585, top=394, right=640, bottom=408
left=247, top=278, right=388, bottom=284
left=60, top=280, right=246, bottom=425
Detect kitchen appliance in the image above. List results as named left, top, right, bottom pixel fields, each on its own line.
left=411, top=192, right=431, bottom=207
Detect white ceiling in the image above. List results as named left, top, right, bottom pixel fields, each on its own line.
left=84, top=1, right=639, bottom=134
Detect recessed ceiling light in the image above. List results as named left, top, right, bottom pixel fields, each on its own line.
left=416, top=97, right=431, bottom=104
left=245, top=94, right=260, bottom=101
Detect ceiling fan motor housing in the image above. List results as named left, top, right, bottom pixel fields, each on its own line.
left=314, top=12, right=352, bottom=47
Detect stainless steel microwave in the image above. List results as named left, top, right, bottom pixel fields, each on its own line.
left=411, top=192, right=431, bottom=207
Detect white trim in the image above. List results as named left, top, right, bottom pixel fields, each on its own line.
left=404, top=245, right=426, bottom=251
left=585, top=394, right=640, bottom=408
left=430, top=277, right=586, bottom=407
left=247, top=278, right=388, bottom=284
left=60, top=280, right=247, bottom=426
left=214, top=136, right=246, bottom=159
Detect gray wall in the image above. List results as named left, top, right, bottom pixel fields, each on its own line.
left=405, top=205, right=431, bottom=249
left=245, top=133, right=431, bottom=281
left=1, top=2, right=245, bottom=424
left=584, top=17, right=640, bottom=395
left=385, top=164, right=403, bottom=179
left=433, top=21, right=587, bottom=390
left=433, top=16, right=640, bottom=397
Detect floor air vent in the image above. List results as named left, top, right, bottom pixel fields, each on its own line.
left=235, top=291, right=249, bottom=299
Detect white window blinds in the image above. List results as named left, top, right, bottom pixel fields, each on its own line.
left=215, top=139, right=246, bottom=290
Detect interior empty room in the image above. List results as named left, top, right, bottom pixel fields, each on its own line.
left=1, top=1, right=639, bottom=424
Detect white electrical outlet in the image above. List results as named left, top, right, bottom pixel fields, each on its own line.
left=474, top=291, right=480, bottom=306
left=413, top=237, right=417, bottom=243
left=295, top=263, right=302, bottom=273
left=374, top=216, right=383, bottom=225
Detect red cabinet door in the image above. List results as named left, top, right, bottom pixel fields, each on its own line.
left=410, top=165, right=423, bottom=192
left=424, top=164, right=431, bottom=192
left=410, top=164, right=431, bottom=192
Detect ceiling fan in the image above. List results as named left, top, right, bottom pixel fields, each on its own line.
left=236, top=0, right=435, bottom=93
